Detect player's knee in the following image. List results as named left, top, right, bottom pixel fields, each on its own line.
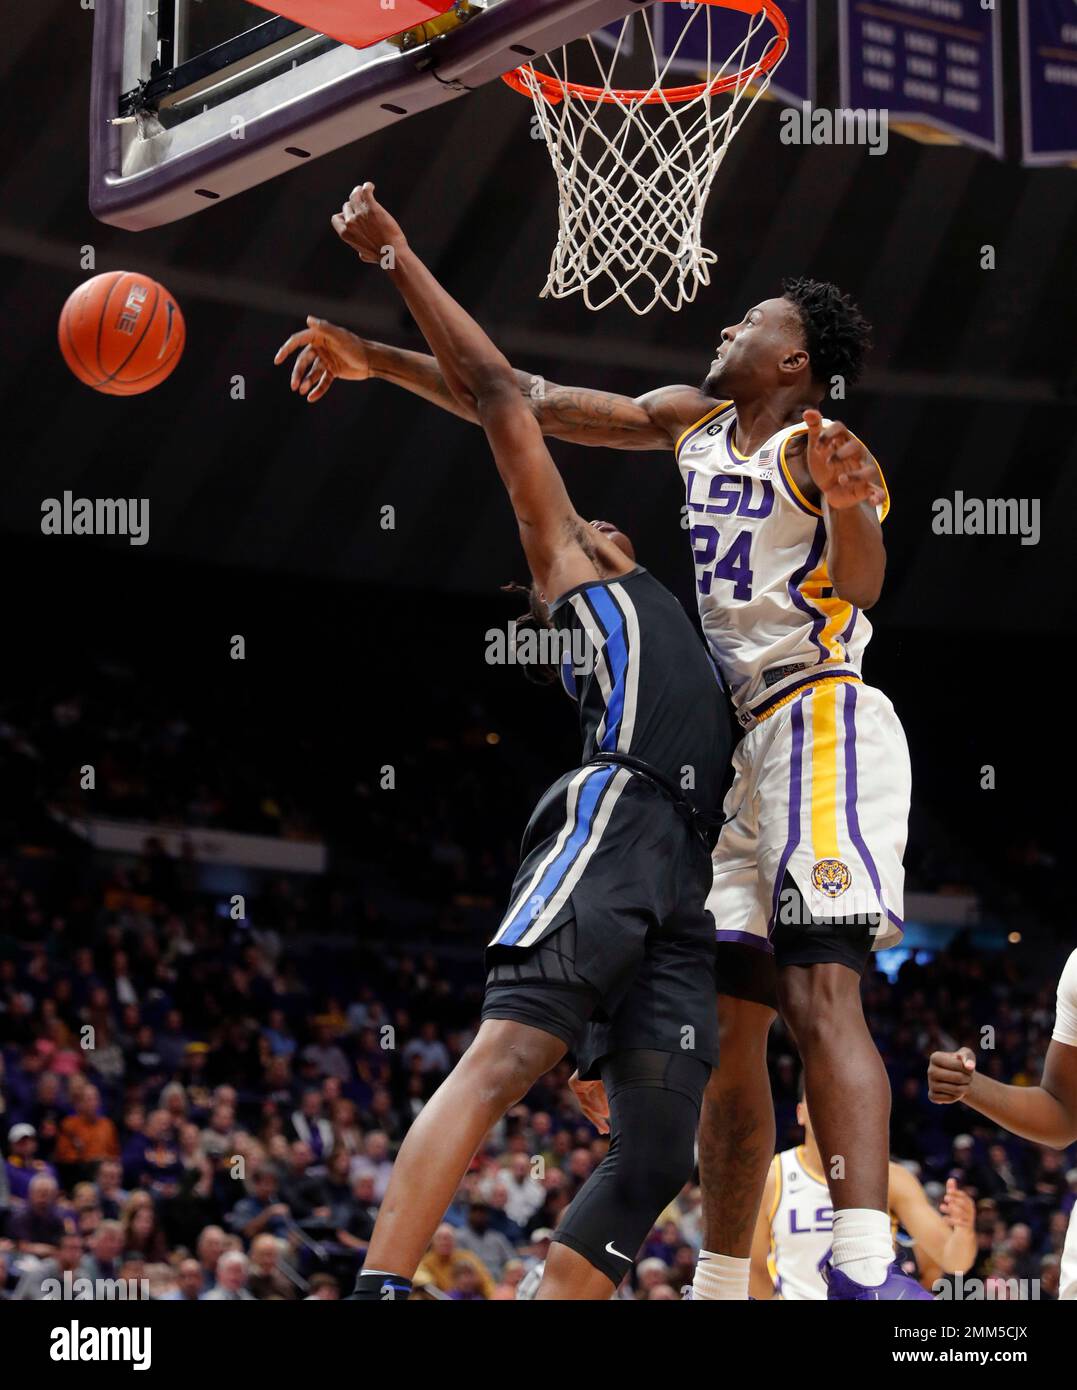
left=608, top=1087, right=702, bottom=1212
left=463, top=1026, right=551, bottom=1109
left=716, top=994, right=775, bottom=1063
left=612, top=1131, right=695, bottom=1214
left=778, top=963, right=862, bottom=1049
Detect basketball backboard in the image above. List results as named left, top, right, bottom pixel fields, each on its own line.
left=90, top=0, right=650, bottom=230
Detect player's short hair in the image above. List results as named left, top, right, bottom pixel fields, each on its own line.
left=781, top=276, right=873, bottom=387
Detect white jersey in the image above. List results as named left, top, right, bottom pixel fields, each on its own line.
left=675, top=403, right=889, bottom=721
left=1052, top=950, right=1077, bottom=1300
left=765, top=1148, right=904, bottom=1299
left=766, top=1148, right=834, bottom=1300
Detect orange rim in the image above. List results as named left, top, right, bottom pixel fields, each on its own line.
left=502, top=0, right=788, bottom=105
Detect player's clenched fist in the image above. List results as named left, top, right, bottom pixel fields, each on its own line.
left=332, top=182, right=407, bottom=264
left=927, top=1046, right=977, bottom=1104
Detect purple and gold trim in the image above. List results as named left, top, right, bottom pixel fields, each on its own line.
left=787, top=521, right=830, bottom=661
left=715, top=928, right=775, bottom=953
left=674, top=401, right=734, bottom=459
left=841, top=682, right=888, bottom=925
left=777, top=426, right=893, bottom=523
left=766, top=699, right=806, bottom=933
left=777, top=430, right=823, bottom=517
left=744, top=670, right=861, bottom=728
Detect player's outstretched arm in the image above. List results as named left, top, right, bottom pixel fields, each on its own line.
left=275, top=309, right=711, bottom=452
left=274, top=316, right=476, bottom=420
left=927, top=1042, right=1077, bottom=1150
left=887, top=1166, right=976, bottom=1277
left=331, top=184, right=632, bottom=592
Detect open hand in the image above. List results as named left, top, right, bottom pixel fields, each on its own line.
left=273, top=316, right=370, bottom=403
left=804, top=409, right=885, bottom=511
left=939, top=1178, right=975, bottom=1230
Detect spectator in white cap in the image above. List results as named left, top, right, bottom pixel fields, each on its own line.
left=5, top=1124, right=58, bottom=1202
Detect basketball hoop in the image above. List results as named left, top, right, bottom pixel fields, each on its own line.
left=503, top=0, right=789, bottom=314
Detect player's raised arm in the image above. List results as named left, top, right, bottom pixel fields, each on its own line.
left=275, top=308, right=710, bottom=450
left=802, top=409, right=887, bottom=610
left=886, top=1166, right=976, bottom=1277
left=330, top=184, right=628, bottom=589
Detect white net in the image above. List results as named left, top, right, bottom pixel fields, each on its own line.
left=510, top=1, right=788, bottom=314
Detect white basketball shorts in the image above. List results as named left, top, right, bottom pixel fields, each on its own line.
left=706, top=677, right=910, bottom=954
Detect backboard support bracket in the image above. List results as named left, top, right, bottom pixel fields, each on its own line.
left=91, top=0, right=653, bottom=231
left=119, top=16, right=308, bottom=117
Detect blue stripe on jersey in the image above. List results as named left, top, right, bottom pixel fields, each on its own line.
left=585, top=587, right=629, bottom=753
left=497, top=764, right=616, bottom=945
left=560, top=654, right=577, bottom=701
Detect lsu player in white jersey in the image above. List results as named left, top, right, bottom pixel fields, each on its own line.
left=671, top=287, right=928, bottom=1302
left=751, top=1085, right=976, bottom=1299
left=277, top=278, right=920, bottom=1298
left=928, top=948, right=1077, bottom=1301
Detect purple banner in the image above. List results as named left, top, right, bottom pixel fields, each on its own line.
left=1020, top=0, right=1077, bottom=167
left=656, top=0, right=815, bottom=107
left=839, top=0, right=1002, bottom=157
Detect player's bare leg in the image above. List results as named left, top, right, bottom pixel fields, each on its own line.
left=701, top=996, right=777, bottom=1252
left=692, top=968, right=777, bottom=1300
left=535, top=1242, right=616, bottom=1300
left=778, top=961, right=910, bottom=1293
left=778, top=962, right=888, bottom=1208
left=358, top=1019, right=565, bottom=1290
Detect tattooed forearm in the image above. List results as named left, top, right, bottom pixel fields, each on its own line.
left=531, top=385, right=655, bottom=445
left=367, top=341, right=675, bottom=450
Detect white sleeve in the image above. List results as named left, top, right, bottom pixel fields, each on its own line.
left=1051, top=951, right=1077, bottom=1048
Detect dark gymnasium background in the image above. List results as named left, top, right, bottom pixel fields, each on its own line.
left=0, top=0, right=1074, bottom=1304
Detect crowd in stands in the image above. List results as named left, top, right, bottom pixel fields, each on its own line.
left=0, top=643, right=1070, bottom=1301
left=1, top=840, right=1073, bottom=1302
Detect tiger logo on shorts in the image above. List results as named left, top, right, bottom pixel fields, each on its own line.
left=811, top=859, right=852, bottom=898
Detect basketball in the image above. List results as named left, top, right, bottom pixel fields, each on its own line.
left=58, top=270, right=185, bottom=395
